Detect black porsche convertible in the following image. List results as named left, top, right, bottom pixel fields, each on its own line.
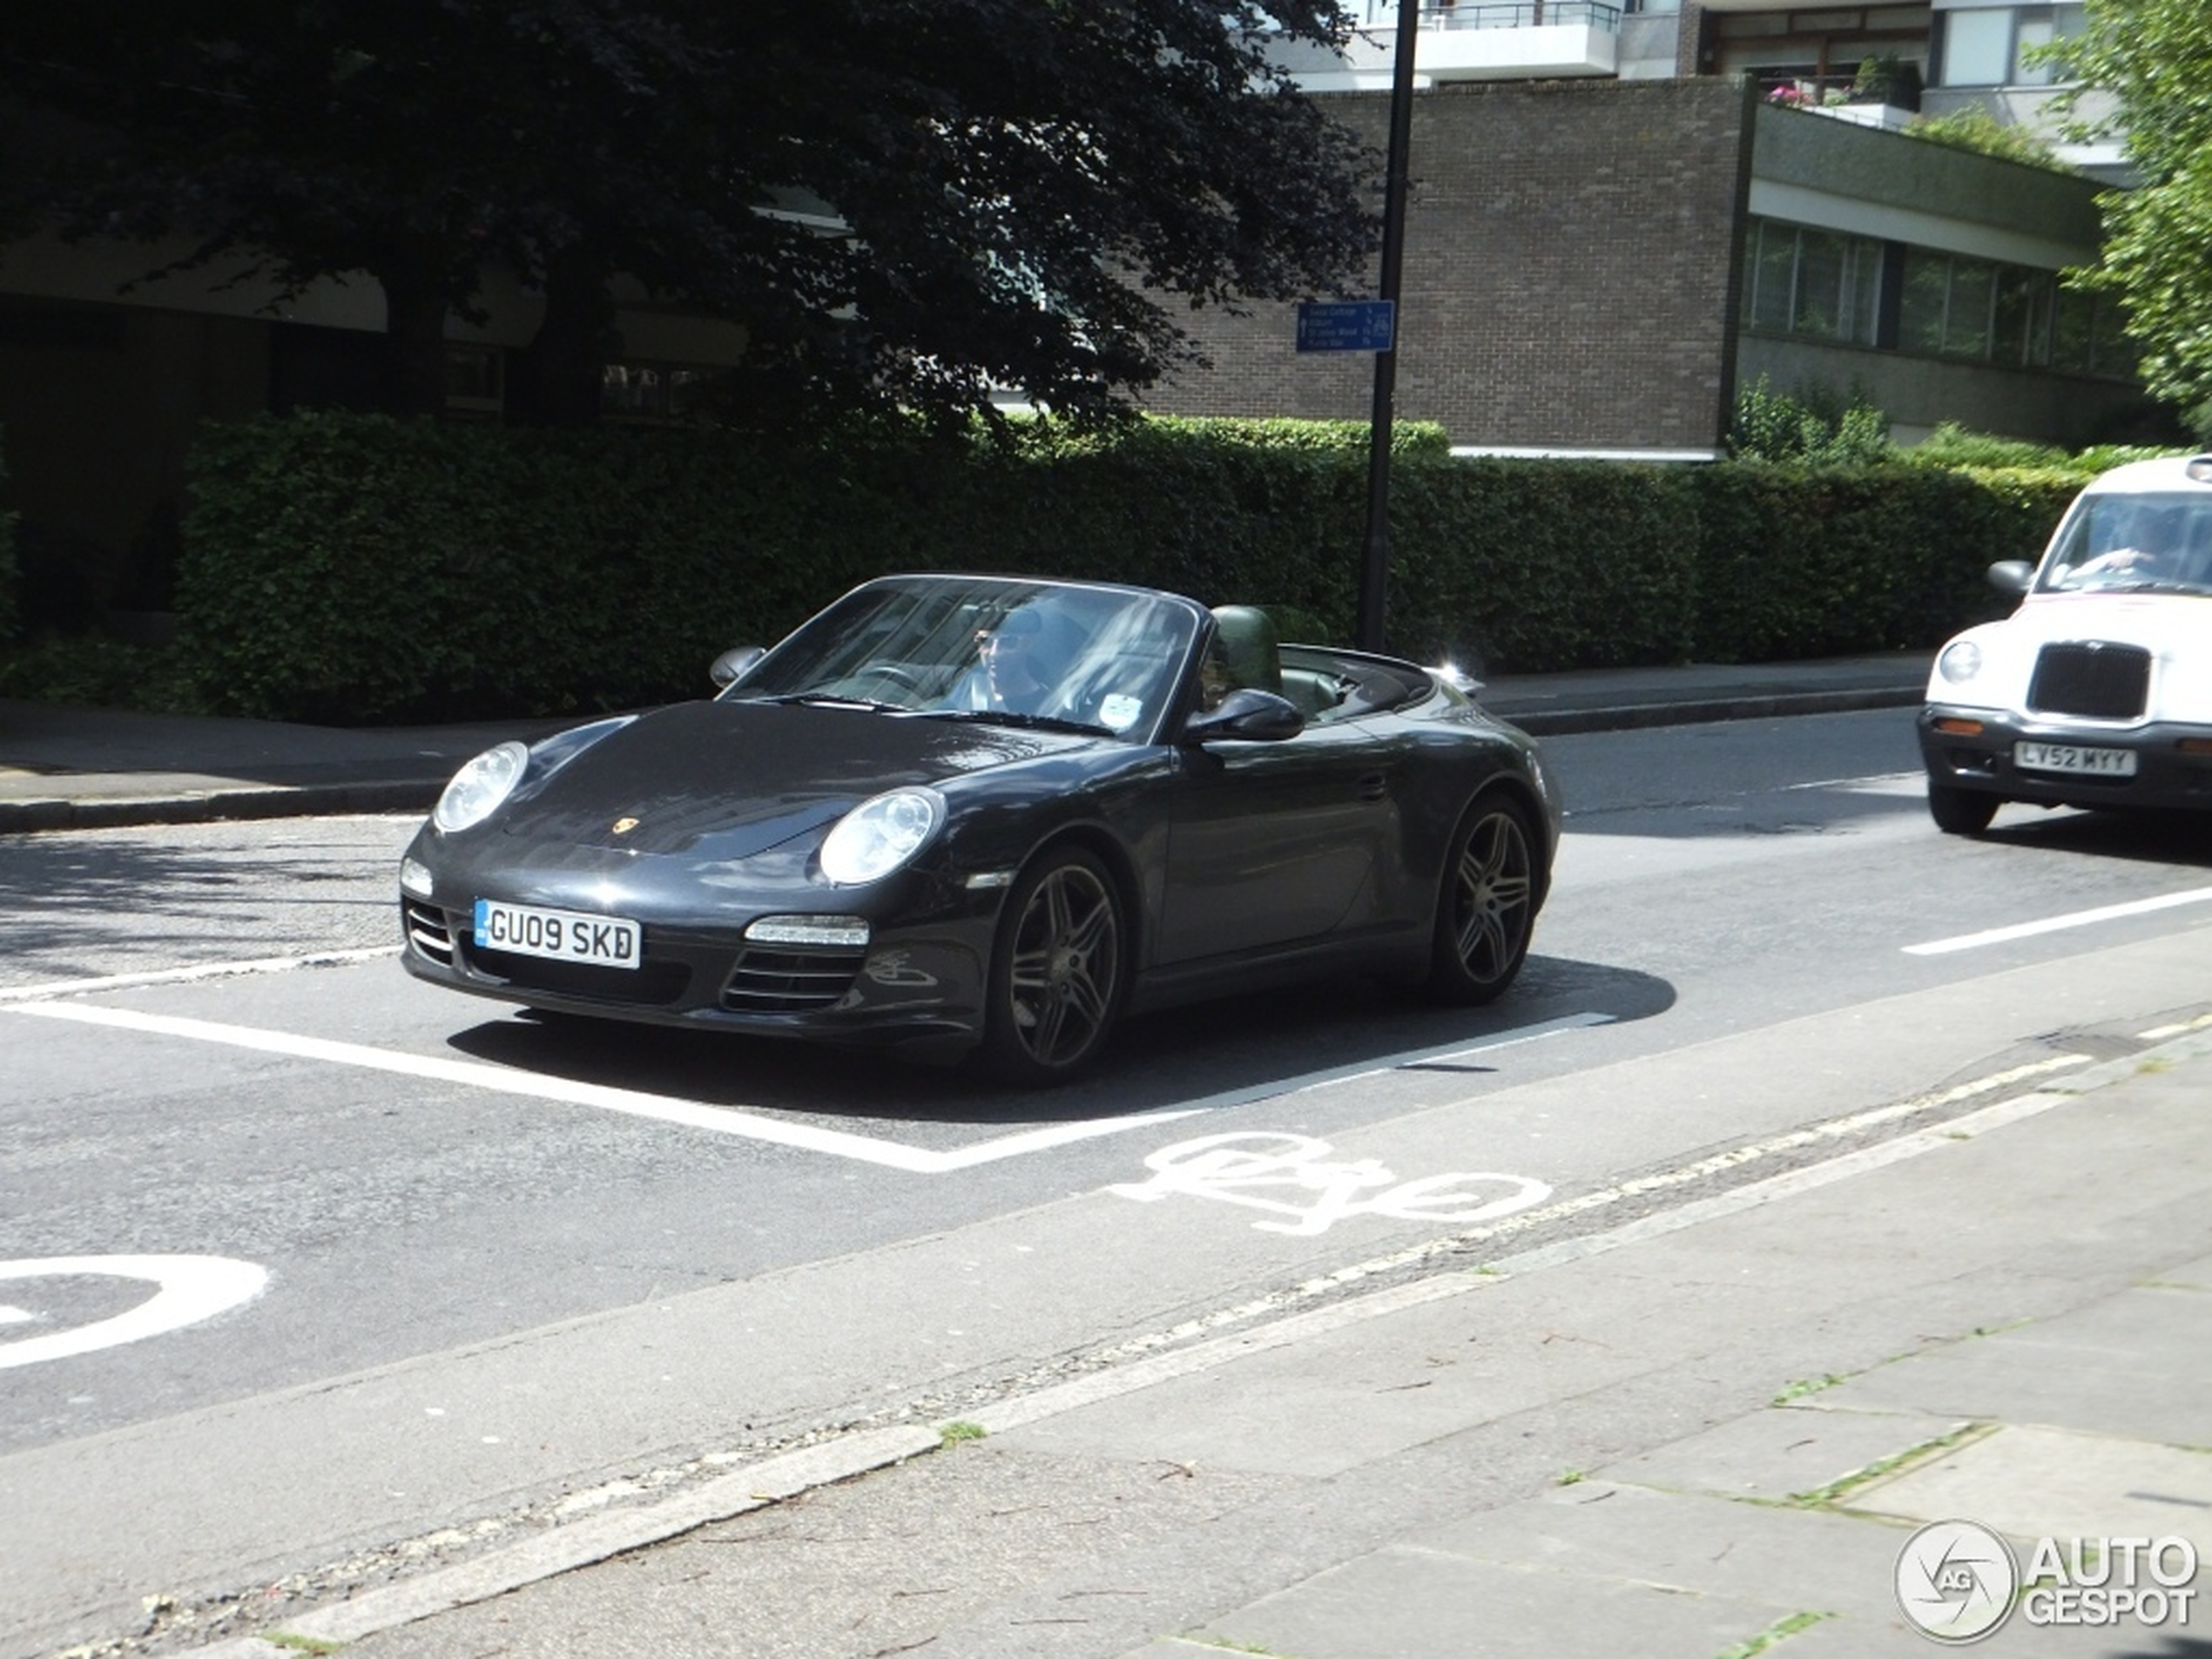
left=399, top=573, right=1561, bottom=1082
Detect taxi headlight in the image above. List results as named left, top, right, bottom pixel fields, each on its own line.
left=819, top=788, right=943, bottom=886
left=432, top=741, right=529, bottom=833
left=1938, top=641, right=1984, bottom=685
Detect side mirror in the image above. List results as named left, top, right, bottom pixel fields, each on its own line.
left=711, top=645, right=765, bottom=689
left=1987, top=560, right=2033, bottom=597
left=1183, top=688, right=1305, bottom=744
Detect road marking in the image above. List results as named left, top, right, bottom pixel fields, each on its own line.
left=1904, top=886, right=2212, bottom=956
left=0, top=1256, right=267, bottom=1370
left=0, top=947, right=401, bottom=1004
left=1110, top=1131, right=1551, bottom=1236
left=4, top=1002, right=1608, bottom=1173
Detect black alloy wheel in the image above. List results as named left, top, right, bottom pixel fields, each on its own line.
left=1425, top=792, right=1540, bottom=1004
left=981, top=846, right=1126, bottom=1083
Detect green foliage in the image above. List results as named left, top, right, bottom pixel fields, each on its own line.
left=3, top=4, right=1379, bottom=427
left=2046, top=0, right=2212, bottom=417
left=1897, top=421, right=2184, bottom=475
left=162, top=412, right=2084, bottom=722
left=0, top=433, right=17, bottom=643
left=1680, top=463, right=2058, bottom=662
left=1728, top=376, right=1893, bottom=466
left=1387, top=458, right=1697, bottom=672
left=1905, top=106, right=2071, bottom=171
left=0, top=631, right=200, bottom=710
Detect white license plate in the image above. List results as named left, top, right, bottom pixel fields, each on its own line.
left=473, top=900, right=640, bottom=968
left=2014, top=740, right=2139, bottom=778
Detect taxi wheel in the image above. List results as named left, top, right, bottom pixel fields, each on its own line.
left=1928, top=783, right=2000, bottom=835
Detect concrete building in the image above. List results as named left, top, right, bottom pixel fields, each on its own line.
left=1139, top=3, right=2145, bottom=457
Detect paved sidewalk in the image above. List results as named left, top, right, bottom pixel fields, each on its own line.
left=188, top=1022, right=2211, bottom=1659
left=0, top=650, right=1933, bottom=833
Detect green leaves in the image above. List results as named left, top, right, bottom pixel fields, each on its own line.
left=2055, top=0, right=2212, bottom=421
left=166, top=412, right=2078, bottom=721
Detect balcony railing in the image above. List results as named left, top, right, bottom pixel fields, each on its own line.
left=1360, top=1, right=1624, bottom=31
left=1423, top=2, right=1622, bottom=31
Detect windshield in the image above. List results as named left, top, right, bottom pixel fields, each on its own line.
left=2041, top=491, right=2212, bottom=597
left=724, top=575, right=1205, bottom=741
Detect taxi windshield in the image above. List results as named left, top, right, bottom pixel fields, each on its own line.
left=2043, top=492, right=2212, bottom=597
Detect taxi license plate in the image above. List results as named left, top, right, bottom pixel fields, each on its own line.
left=2015, top=740, right=2138, bottom=778
left=473, top=900, right=640, bottom=968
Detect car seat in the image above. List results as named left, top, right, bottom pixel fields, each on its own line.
left=1208, top=605, right=1284, bottom=697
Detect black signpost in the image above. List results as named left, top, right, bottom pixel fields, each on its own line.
left=1356, top=2, right=1420, bottom=652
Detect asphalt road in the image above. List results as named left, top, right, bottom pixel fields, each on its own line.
left=4, top=705, right=2210, bottom=1656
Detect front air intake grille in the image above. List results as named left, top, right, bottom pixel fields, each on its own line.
left=403, top=899, right=454, bottom=966
left=464, top=946, right=692, bottom=1007
left=723, top=947, right=865, bottom=1013
left=2027, top=642, right=2150, bottom=720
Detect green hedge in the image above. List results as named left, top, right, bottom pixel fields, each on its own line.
left=0, top=432, right=18, bottom=644
left=173, top=412, right=2080, bottom=723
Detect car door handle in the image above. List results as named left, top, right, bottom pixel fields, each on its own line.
left=1357, top=772, right=1388, bottom=802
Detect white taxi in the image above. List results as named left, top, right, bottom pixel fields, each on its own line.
left=1919, top=453, right=2212, bottom=833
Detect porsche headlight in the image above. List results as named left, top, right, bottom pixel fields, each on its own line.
left=432, top=741, right=528, bottom=833
left=1937, top=641, right=1985, bottom=685
left=819, top=788, right=943, bottom=886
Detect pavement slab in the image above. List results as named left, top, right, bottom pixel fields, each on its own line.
left=1592, top=1402, right=1979, bottom=1504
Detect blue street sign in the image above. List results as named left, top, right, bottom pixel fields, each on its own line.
left=1296, top=300, right=1396, bottom=354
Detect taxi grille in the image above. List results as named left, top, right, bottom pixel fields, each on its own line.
left=723, top=947, right=865, bottom=1013
left=2027, top=642, right=2150, bottom=720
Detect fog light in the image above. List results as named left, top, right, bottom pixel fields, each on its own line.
left=745, top=915, right=871, bottom=948
left=400, top=857, right=435, bottom=898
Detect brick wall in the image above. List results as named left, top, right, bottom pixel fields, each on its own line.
left=1141, top=77, right=1757, bottom=453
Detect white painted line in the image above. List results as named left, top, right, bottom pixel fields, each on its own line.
left=0, top=947, right=401, bottom=1004
left=0, top=1256, right=267, bottom=1370
left=1904, top=886, right=2212, bottom=956
left=6, top=1001, right=1123, bottom=1172
left=0, top=1305, right=34, bottom=1328
left=4, top=1001, right=1612, bottom=1173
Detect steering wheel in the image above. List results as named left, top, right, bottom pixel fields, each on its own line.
left=855, top=661, right=928, bottom=695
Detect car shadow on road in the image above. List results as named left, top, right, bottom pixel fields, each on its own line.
left=1978, top=806, right=2212, bottom=867
left=439, top=953, right=1676, bottom=1130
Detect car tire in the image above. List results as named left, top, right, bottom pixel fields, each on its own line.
left=979, top=846, right=1127, bottom=1085
left=1422, top=791, right=1540, bottom=1005
left=1927, top=782, right=1999, bottom=835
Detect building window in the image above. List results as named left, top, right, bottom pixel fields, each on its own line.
left=1934, top=4, right=2082, bottom=86
left=1894, top=245, right=2128, bottom=374
left=1741, top=220, right=1882, bottom=346
left=444, top=346, right=504, bottom=417
left=1747, top=218, right=2128, bottom=378
left=602, top=361, right=708, bottom=421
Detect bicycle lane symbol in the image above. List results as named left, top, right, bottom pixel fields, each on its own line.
left=0, top=1255, right=268, bottom=1370
left=1108, top=1132, right=1551, bottom=1237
